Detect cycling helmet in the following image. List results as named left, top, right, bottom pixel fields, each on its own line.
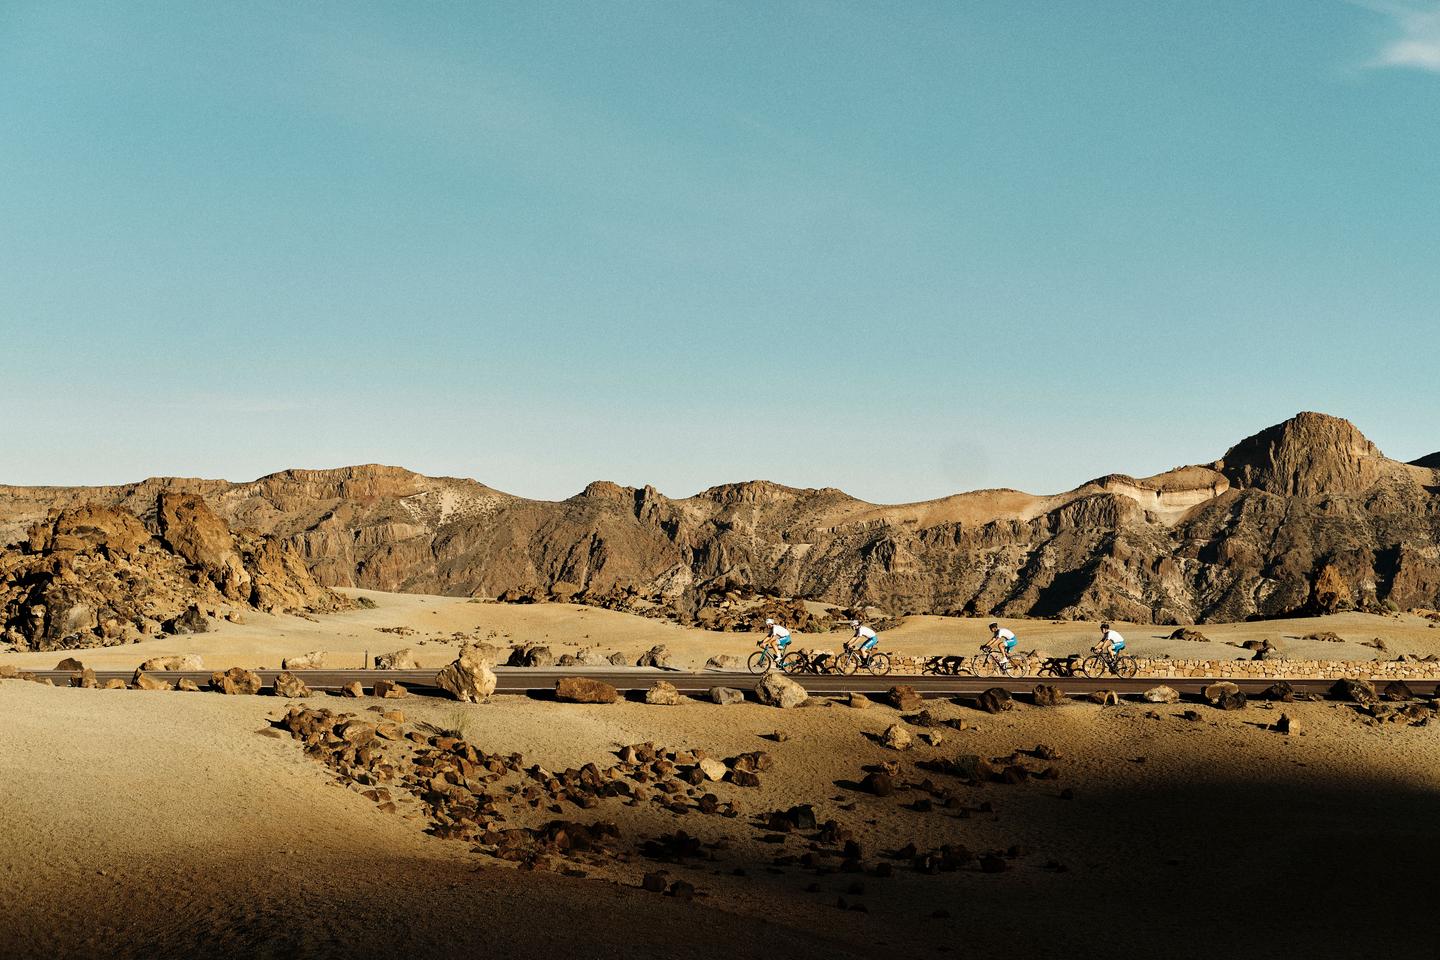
left=849, top=619, right=860, bottom=627
left=765, top=618, right=775, bottom=626
left=1100, top=622, right=1111, bottom=631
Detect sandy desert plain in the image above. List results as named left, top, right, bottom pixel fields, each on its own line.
left=5, top=591, right=1440, bottom=959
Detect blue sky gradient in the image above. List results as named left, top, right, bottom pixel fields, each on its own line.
left=2, top=2, right=1437, bottom=501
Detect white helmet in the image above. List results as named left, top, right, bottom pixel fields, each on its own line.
left=849, top=619, right=860, bottom=627
left=765, top=618, right=774, bottom=626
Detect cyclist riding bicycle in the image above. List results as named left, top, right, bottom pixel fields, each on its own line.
left=843, top=619, right=880, bottom=656
left=760, top=618, right=793, bottom=659
left=1093, top=622, right=1126, bottom=656
left=984, top=622, right=1018, bottom=669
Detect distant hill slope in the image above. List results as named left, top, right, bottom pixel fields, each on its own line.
left=3, top=412, right=1438, bottom=626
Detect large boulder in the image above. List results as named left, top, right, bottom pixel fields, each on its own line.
left=155, top=492, right=252, bottom=600
left=272, top=671, right=312, bottom=698
left=1143, top=685, right=1180, bottom=704
left=1202, top=681, right=1241, bottom=705
left=755, top=672, right=806, bottom=709
left=54, top=657, right=84, bottom=671
left=977, top=688, right=1013, bottom=714
left=1032, top=684, right=1065, bottom=707
left=281, top=651, right=326, bottom=670
left=435, top=657, right=497, bottom=703
left=555, top=676, right=619, bottom=704
left=139, top=654, right=204, bottom=672
left=374, top=648, right=418, bottom=670
left=888, top=685, right=924, bottom=711
left=1331, top=678, right=1379, bottom=709
left=458, top=642, right=502, bottom=666
left=209, top=667, right=262, bottom=695
left=644, top=680, right=683, bottom=705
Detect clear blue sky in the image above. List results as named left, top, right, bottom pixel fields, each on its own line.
left=2, top=1, right=1437, bottom=502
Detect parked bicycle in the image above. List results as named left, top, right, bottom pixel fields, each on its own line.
left=1075, top=648, right=1138, bottom=679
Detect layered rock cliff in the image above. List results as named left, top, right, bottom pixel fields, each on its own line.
left=2, top=412, right=1437, bottom=629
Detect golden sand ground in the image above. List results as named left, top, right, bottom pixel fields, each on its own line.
left=2, top=589, right=1436, bottom=673
left=3, top=669, right=1439, bottom=959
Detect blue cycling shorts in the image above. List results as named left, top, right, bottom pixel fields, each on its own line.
left=861, top=635, right=879, bottom=652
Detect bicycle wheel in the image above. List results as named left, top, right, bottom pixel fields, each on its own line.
left=1008, top=654, right=1031, bottom=677
left=836, top=652, right=860, bottom=676
left=746, top=651, right=771, bottom=675
left=778, top=651, right=805, bottom=674
left=865, top=652, right=892, bottom=677
left=1115, top=655, right=1138, bottom=679
left=973, top=654, right=999, bottom=678
left=1076, top=654, right=1106, bottom=679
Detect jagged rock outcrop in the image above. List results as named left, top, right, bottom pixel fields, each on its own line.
left=2, top=413, right=1437, bottom=626
left=0, top=500, right=352, bottom=652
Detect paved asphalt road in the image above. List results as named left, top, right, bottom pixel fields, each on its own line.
left=22, top=667, right=1415, bottom=700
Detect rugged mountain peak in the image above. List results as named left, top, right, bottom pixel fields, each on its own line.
left=1216, top=412, right=1390, bottom=497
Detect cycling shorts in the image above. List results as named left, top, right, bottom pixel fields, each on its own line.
left=861, top=635, right=879, bottom=652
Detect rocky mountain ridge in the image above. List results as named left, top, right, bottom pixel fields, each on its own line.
left=2, top=412, right=1437, bottom=629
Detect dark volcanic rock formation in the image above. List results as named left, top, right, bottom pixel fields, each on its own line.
left=2, top=413, right=1437, bottom=627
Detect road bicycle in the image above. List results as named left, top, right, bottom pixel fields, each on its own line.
left=1075, top=648, right=1138, bottom=679
left=747, top=645, right=800, bottom=675
left=835, top=648, right=892, bottom=677
left=971, top=646, right=1032, bottom=678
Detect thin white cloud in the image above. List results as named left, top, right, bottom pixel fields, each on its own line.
left=1362, top=1, right=1440, bottom=72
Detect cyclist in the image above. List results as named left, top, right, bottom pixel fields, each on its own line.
left=1093, top=622, right=1126, bottom=656
left=760, top=618, right=793, bottom=660
left=843, top=619, right=880, bottom=658
left=984, top=622, right=1018, bottom=669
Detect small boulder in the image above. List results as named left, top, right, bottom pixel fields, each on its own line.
left=709, top=686, right=745, bottom=705
left=755, top=672, right=807, bottom=709
left=339, top=681, right=364, bottom=698
left=698, top=757, right=728, bottom=781
left=1382, top=680, right=1415, bottom=702
left=977, top=688, right=1013, bottom=714
left=102, top=678, right=128, bottom=690
left=645, top=680, right=682, bottom=705
left=1262, top=681, right=1295, bottom=702
left=55, top=657, right=84, bottom=671
left=176, top=678, right=200, bottom=692
left=1143, top=685, right=1180, bottom=704
left=435, top=658, right=497, bottom=703
left=373, top=679, right=408, bottom=699
left=862, top=772, right=894, bottom=796
left=374, top=648, right=418, bottom=670
left=1089, top=689, right=1120, bottom=706
left=704, top=654, right=745, bottom=672
left=209, top=667, right=262, bottom=695
left=272, top=671, right=312, bottom=698
left=74, top=668, right=98, bottom=689
left=636, top=645, right=672, bottom=669
left=881, top=724, right=913, bottom=750
left=132, top=670, right=173, bottom=691
left=1274, top=713, right=1298, bottom=735
left=458, top=642, right=503, bottom=666
left=163, top=605, right=210, bottom=635
left=555, top=676, right=620, bottom=704
left=846, top=692, right=872, bottom=709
